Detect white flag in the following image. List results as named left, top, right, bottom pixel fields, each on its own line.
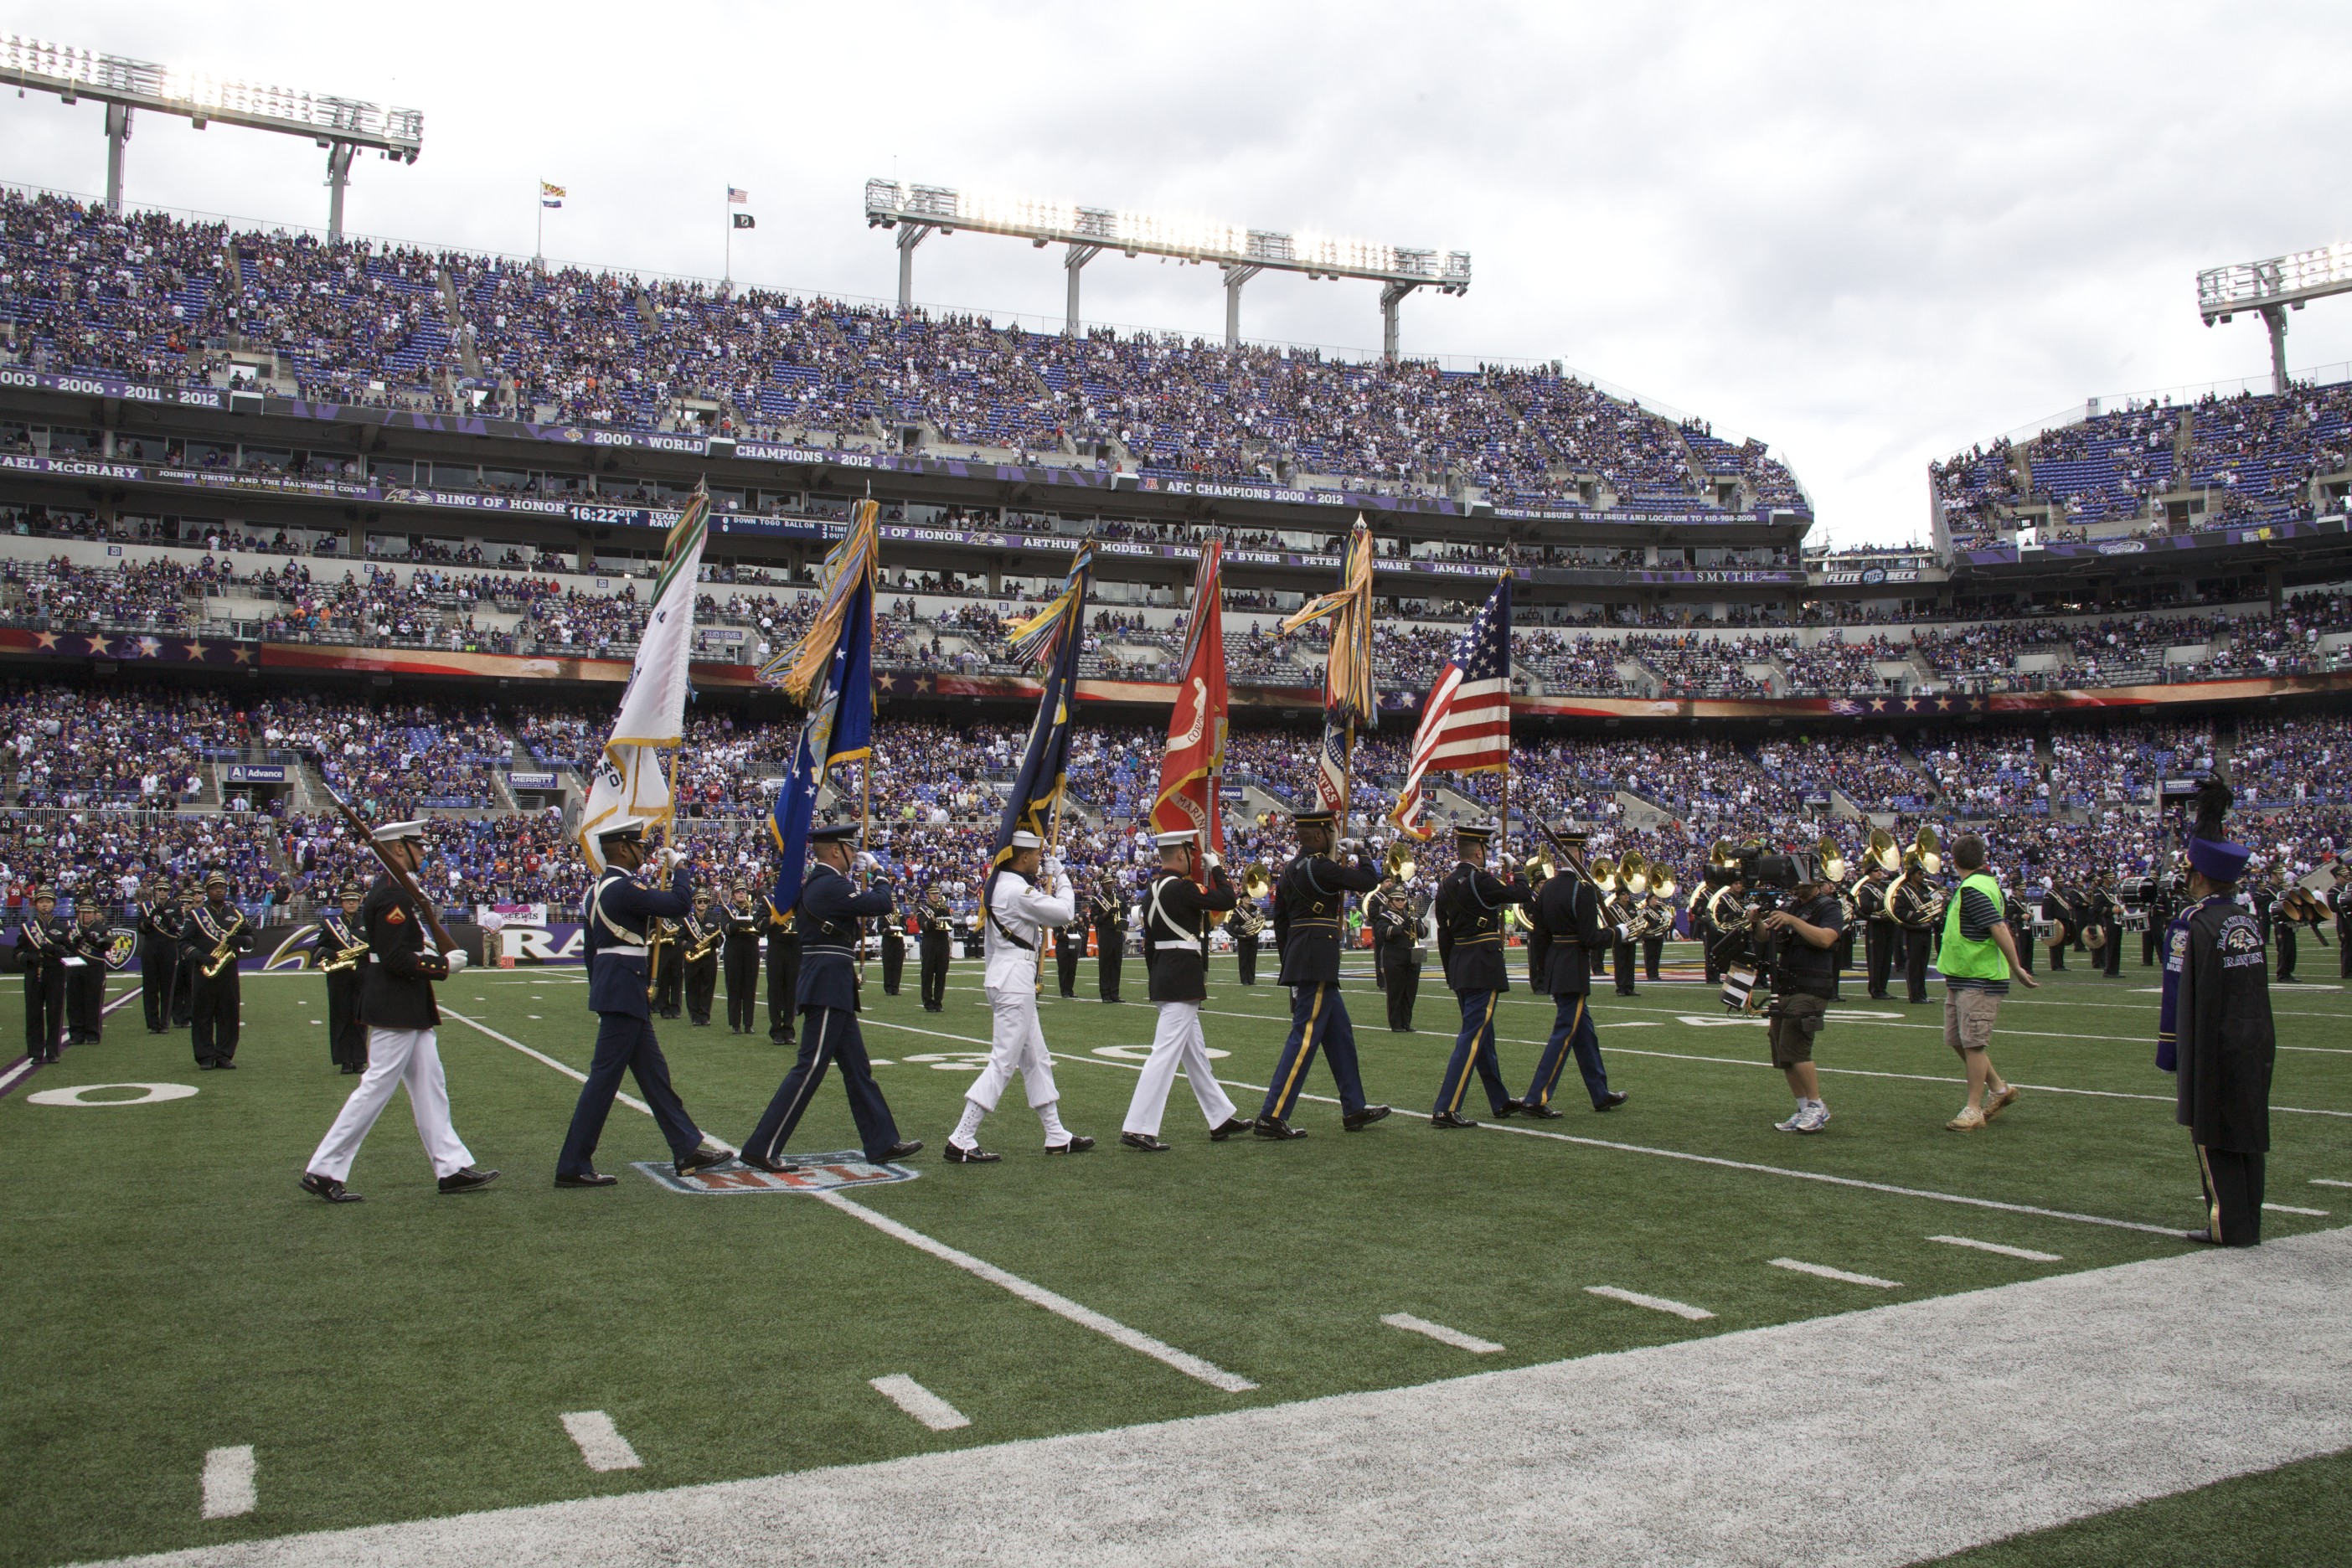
left=576, top=491, right=710, bottom=874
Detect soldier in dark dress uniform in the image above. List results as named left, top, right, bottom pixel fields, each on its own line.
left=761, top=890, right=800, bottom=1046
left=13, top=884, right=69, bottom=1064
left=740, top=824, right=923, bottom=1171
left=918, top=888, right=957, bottom=1013
left=1431, top=824, right=1533, bottom=1127
left=1255, top=808, right=1389, bottom=1138
left=312, top=883, right=369, bottom=1072
left=1373, top=884, right=1421, bottom=1031
left=135, top=877, right=176, bottom=1034
left=182, top=872, right=251, bottom=1069
left=879, top=898, right=907, bottom=996
left=555, top=819, right=732, bottom=1188
left=1524, top=827, right=1631, bottom=1115
left=1092, top=874, right=1127, bottom=1003
left=720, top=886, right=763, bottom=1034
left=680, top=890, right=720, bottom=1026
left=2169, top=833, right=2276, bottom=1246
left=65, top=900, right=112, bottom=1044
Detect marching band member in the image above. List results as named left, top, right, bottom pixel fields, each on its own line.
left=741, top=824, right=922, bottom=1171
left=681, top=889, right=720, bottom=1026
left=1889, top=851, right=1938, bottom=1005
left=302, top=821, right=497, bottom=1203
left=14, top=883, right=68, bottom=1065
left=1859, top=857, right=1896, bottom=1000
left=1641, top=884, right=1669, bottom=983
left=1372, top=882, right=1421, bottom=1032
left=558, top=818, right=733, bottom=1188
left=312, top=883, right=369, bottom=1073
left=168, top=883, right=199, bottom=1029
left=1231, top=889, right=1266, bottom=987
left=651, top=914, right=684, bottom=1020
left=1431, top=823, right=1532, bottom=1128
left=182, top=871, right=252, bottom=1070
left=879, top=893, right=908, bottom=997
left=947, top=830, right=1094, bottom=1163
left=917, top=887, right=957, bottom=1013
left=135, top=875, right=175, bottom=1034
left=1091, top=872, right=1128, bottom=1003
left=1256, top=808, right=1390, bottom=1139
left=720, top=885, right=764, bottom=1034
left=761, top=885, right=801, bottom=1047
left=1120, top=830, right=1254, bottom=1151
left=1055, top=905, right=1087, bottom=999
left=1524, top=827, right=1629, bottom=1117
left=64, top=899, right=112, bottom=1045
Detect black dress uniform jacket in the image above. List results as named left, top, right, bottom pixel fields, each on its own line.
left=358, top=874, right=443, bottom=1029
left=1143, top=866, right=1235, bottom=1003
left=1534, top=873, right=1608, bottom=996
left=1272, top=850, right=1380, bottom=986
left=2175, top=897, right=2276, bottom=1153
left=797, top=864, right=892, bottom=1012
left=1436, top=862, right=1531, bottom=993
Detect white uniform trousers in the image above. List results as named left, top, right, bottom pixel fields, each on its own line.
left=307, top=1026, right=475, bottom=1181
left=1122, top=1001, right=1237, bottom=1137
left=969, top=987, right=1060, bottom=1112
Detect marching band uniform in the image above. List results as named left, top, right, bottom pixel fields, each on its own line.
left=2041, top=885, right=2076, bottom=971
left=1890, top=867, right=1935, bottom=1005
left=13, top=889, right=68, bottom=1064
left=652, top=918, right=683, bottom=1019
left=312, top=888, right=369, bottom=1072
left=2138, top=875, right=2167, bottom=967
left=1431, top=827, right=1532, bottom=1127
left=1525, top=830, right=1628, bottom=1115
left=2334, top=883, right=2352, bottom=980
left=1232, top=899, right=1265, bottom=986
left=1092, top=879, right=1127, bottom=1003
left=2267, top=879, right=2298, bottom=984
left=1859, top=869, right=1895, bottom=999
left=761, top=892, right=800, bottom=1046
left=558, top=821, right=728, bottom=1186
left=2086, top=878, right=2120, bottom=977
left=65, top=906, right=111, bottom=1044
left=182, top=874, right=251, bottom=1069
left=721, top=891, right=763, bottom=1033
left=742, top=825, right=919, bottom=1170
left=917, top=894, right=956, bottom=1012
left=681, top=895, right=720, bottom=1025
left=1257, top=810, right=1387, bottom=1137
left=1054, top=914, right=1086, bottom=998
left=1373, top=889, right=1420, bottom=1031
left=1612, top=930, right=1638, bottom=997
left=1643, top=895, right=1669, bottom=982
left=947, top=832, right=1094, bottom=1161
left=168, top=889, right=199, bottom=1028
left=302, top=822, right=497, bottom=1202
left=136, top=888, right=176, bottom=1034
left=2169, top=836, right=2276, bottom=1246
left=2006, top=882, right=2034, bottom=975
left=879, top=905, right=907, bottom=996
left=1120, top=832, right=1251, bottom=1149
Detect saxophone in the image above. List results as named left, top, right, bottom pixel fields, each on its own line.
left=200, top=910, right=248, bottom=977
left=684, top=917, right=725, bottom=964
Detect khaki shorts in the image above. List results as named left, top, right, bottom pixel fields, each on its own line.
left=1767, top=992, right=1827, bottom=1069
left=1945, top=987, right=2000, bottom=1055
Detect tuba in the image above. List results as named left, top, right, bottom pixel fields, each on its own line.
left=1385, top=841, right=1418, bottom=884
left=1241, top=863, right=1272, bottom=900
left=1821, top=834, right=1857, bottom=928
left=1868, top=825, right=1900, bottom=875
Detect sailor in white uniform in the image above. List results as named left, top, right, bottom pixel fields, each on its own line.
left=946, top=830, right=1096, bottom=1163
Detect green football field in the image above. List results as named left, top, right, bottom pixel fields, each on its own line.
left=3, top=950, right=2347, bottom=1567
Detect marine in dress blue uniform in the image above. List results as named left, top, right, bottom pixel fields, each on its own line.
left=1431, top=824, right=1533, bottom=1127
left=1524, top=827, right=1631, bottom=1115
left=555, top=818, right=730, bottom=1187
left=740, top=824, right=923, bottom=1171
left=1256, top=809, right=1390, bottom=1138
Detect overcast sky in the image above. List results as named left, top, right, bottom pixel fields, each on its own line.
left=12, top=2, right=2351, bottom=545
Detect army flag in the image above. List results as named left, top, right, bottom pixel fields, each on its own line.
left=1279, top=515, right=1377, bottom=813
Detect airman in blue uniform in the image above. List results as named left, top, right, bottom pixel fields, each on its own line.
left=1256, top=808, right=1389, bottom=1138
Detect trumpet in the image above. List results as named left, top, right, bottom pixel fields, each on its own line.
left=318, top=939, right=369, bottom=973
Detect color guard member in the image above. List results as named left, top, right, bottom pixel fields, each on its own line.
left=947, top=830, right=1095, bottom=1162
left=1120, top=830, right=1253, bottom=1151
left=1431, top=823, right=1532, bottom=1127
left=1256, top=808, right=1389, bottom=1138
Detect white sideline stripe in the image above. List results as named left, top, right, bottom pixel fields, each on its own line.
left=1929, top=1235, right=2064, bottom=1262
left=199, top=1445, right=255, bottom=1519
left=446, top=1012, right=1245, bottom=1394
left=816, top=1191, right=1256, bottom=1393
left=2313, top=1179, right=2352, bottom=1189
left=869, top=1375, right=971, bottom=1431
left=1770, top=1257, right=1901, bottom=1289
left=2264, top=1203, right=2330, bottom=1216
left=560, top=1411, right=642, bottom=1472
left=1586, top=1285, right=1715, bottom=1321
left=1381, top=1313, right=1504, bottom=1354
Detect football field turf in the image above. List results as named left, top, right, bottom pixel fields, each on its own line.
left=3, top=951, right=2347, bottom=1566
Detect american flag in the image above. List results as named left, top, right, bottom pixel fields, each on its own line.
left=727, top=186, right=750, bottom=204
left=1389, top=575, right=1513, bottom=838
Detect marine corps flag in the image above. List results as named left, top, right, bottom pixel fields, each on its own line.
left=988, top=540, right=1096, bottom=892
left=1150, top=539, right=1229, bottom=872
left=575, top=487, right=710, bottom=874
left=1278, top=515, right=1377, bottom=814
left=760, top=499, right=879, bottom=916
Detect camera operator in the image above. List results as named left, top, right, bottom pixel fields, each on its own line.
left=1752, top=858, right=1846, bottom=1135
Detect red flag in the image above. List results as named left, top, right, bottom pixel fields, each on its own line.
left=1151, top=540, right=1229, bottom=874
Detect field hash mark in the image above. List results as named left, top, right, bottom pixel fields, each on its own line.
left=200, top=1445, right=255, bottom=1519
left=560, top=1411, right=642, bottom=1472
left=870, top=1375, right=971, bottom=1431
left=1381, top=1312, right=1504, bottom=1353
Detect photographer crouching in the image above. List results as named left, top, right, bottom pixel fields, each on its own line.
left=1722, top=850, right=1847, bottom=1135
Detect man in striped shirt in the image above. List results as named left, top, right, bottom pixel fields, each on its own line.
left=1940, top=833, right=2039, bottom=1132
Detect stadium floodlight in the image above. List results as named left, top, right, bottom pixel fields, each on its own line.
left=2196, top=239, right=2352, bottom=395
left=3, top=34, right=423, bottom=240
left=864, top=178, right=1471, bottom=359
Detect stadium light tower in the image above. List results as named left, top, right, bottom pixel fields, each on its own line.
left=2198, top=239, right=2352, bottom=395
left=864, top=179, right=1471, bottom=360
left=3, top=34, right=423, bottom=241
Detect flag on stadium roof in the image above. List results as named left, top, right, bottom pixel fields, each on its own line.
left=1389, top=574, right=1513, bottom=839
left=1150, top=539, right=1228, bottom=872
left=732, top=214, right=756, bottom=230
left=575, top=485, right=711, bottom=874
left=988, top=540, right=1094, bottom=898
left=728, top=186, right=750, bottom=204
left=539, top=180, right=565, bottom=209
left=762, top=499, right=879, bottom=915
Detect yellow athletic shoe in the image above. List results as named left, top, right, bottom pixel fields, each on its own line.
left=1983, top=1085, right=2021, bottom=1122
left=1946, top=1106, right=1988, bottom=1132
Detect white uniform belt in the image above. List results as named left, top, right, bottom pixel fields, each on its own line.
left=597, top=944, right=648, bottom=957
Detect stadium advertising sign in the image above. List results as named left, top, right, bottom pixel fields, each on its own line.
left=0, top=453, right=145, bottom=482
left=1818, top=567, right=1923, bottom=585
left=223, top=764, right=287, bottom=783
left=509, top=771, right=560, bottom=790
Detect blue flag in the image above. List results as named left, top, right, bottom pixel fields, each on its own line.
left=988, top=542, right=1095, bottom=892
left=764, top=502, right=879, bottom=915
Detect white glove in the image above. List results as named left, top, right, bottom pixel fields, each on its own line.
left=444, top=948, right=469, bottom=974
left=1053, top=870, right=1075, bottom=900
left=1203, top=851, right=1223, bottom=871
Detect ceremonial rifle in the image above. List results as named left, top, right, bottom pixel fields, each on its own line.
left=311, top=767, right=459, bottom=957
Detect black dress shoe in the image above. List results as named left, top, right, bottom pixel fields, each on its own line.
left=945, top=1142, right=1002, bottom=1163
left=738, top=1151, right=794, bottom=1174
left=2184, top=1228, right=2220, bottom=1245
left=1429, top=1110, right=1480, bottom=1129
left=215, top=1060, right=237, bottom=1070
left=1121, top=1132, right=1171, bottom=1152
left=300, top=1171, right=363, bottom=1204
left=1519, top=1100, right=1565, bottom=1120
left=1596, top=1091, right=1629, bottom=1112
left=879, top=1139, right=924, bottom=1161
left=555, top=1170, right=619, bottom=1188
left=437, top=1166, right=500, bottom=1194
left=1253, top=1117, right=1308, bottom=1140
left=1207, top=1117, right=1253, bottom=1141
left=675, top=1148, right=733, bottom=1177
left=1342, top=1105, right=1392, bottom=1132
left=1044, top=1134, right=1096, bottom=1154
left=1491, top=1101, right=1520, bottom=1119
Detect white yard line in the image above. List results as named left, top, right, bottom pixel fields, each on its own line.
left=2313, top=1179, right=2352, bottom=1189
left=559, top=1411, right=642, bottom=1473
left=1585, top=1285, right=1715, bottom=1321
left=1769, top=1257, right=1901, bottom=1289
left=869, top=1375, right=972, bottom=1432
left=198, top=1446, right=255, bottom=1519
left=1380, top=1313, right=1504, bottom=1354
left=1928, top=1235, right=2063, bottom=1262
left=2264, top=1203, right=2331, bottom=1216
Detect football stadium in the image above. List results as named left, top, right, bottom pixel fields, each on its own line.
left=2, top=14, right=2349, bottom=1567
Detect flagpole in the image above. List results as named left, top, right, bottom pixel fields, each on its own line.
left=857, top=754, right=873, bottom=985
left=535, top=180, right=542, bottom=265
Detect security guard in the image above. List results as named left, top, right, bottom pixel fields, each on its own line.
left=135, top=877, right=176, bottom=1034
left=1372, top=882, right=1421, bottom=1031
left=1431, top=823, right=1533, bottom=1127
left=761, top=887, right=801, bottom=1047
left=1055, top=908, right=1087, bottom=998
left=879, top=895, right=907, bottom=997
left=1092, top=873, right=1128, bottom=1003
left=740, top=824, right=922, bottom=1171
left=1256, top=807, right=1389, bottom=1138
left=182, top=872, right=251, bottom=1070
left=680, top=890, right=720, bottom=1026
left=720, top=886, right=764, bottom=1033
left=1120, top=829, right=1252, bottom=1150
left=65, top=899, right=112, bottom=1044
left=1525, top=826, right=1630, bottom=1115
left=918, top=887, right=957, bottom=1013
left=1231, top=892, right=1265, bottom=986
left=555, top=819, right=732, bottom=1188
left=13, top=883, right=68, bottom=1065
left=312, top=882, right=369, bottom=1073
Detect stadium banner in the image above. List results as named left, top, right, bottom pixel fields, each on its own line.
left=223, top=764, right=287, bottom=783
left=509, top=770, right=560, bottom=790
